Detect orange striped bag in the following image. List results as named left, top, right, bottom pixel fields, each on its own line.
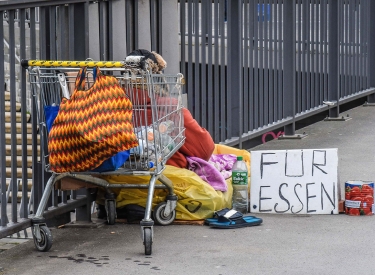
left=48, top=67, right=138, bottom=173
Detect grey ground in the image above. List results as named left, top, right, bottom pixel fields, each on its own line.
left=1, top=104, right=375, bottom=275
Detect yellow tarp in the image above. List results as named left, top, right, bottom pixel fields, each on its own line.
left=101, top=144, right=251, bottom=220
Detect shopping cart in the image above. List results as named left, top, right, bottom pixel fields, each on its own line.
left=22, top=58, right=185, bottom=255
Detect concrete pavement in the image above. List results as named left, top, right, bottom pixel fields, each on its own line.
left=1, top=103, right=375, bottom=275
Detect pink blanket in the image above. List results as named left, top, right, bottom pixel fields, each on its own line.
left=209, top=154, right=237, bottom=179
left=186, top=156, right=228, bottom=191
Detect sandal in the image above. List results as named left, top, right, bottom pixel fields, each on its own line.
left=209, top=212, right=263, bottom=229
left=204, top=208, right=243, bottom=225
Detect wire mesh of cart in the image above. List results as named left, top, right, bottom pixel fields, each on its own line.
left=22, top=58, right=186, bottom=255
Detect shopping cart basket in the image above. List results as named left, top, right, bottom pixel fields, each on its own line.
left=22, top=58, right=185, bottom=255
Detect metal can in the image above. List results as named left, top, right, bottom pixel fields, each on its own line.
left=345, top=181, right=374, bottom=216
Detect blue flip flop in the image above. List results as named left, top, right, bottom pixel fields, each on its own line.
left=209, top=216, right=262, bottom=229
left=208, top=209, right=263, bottom=229
left=204, top=209, right=243, bottom=225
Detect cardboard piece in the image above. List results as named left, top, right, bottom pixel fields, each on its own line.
left=250, top=149, right=339, bottom=214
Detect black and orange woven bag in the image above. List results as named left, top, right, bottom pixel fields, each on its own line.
left=48, top=67, right=138, bottom=173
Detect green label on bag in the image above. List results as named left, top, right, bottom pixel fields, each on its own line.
left=232, top=171, right=248, bottom=185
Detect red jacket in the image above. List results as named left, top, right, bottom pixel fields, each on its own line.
left=166, top=108, right=215, bottom=168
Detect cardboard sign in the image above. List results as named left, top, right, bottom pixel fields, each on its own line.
left=250, top=149, right=339, bottom=214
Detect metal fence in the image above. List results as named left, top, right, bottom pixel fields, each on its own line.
left=2, top=0, right=375, bottom=240
left=179, top=0, right=375, bottom=146
left=0, top=0, right=165, bottom=239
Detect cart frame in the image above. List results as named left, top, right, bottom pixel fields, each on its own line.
left=22, top=59, right=186, bottom=255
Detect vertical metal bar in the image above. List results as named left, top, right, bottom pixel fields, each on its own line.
left=108, top=1, right=114, bottom=60
left=348, top=2, right=352, bottom=97
left=60, top=5, right=66, bottom=60
left=249, top=0, right=254, bottom=130
left=323, top=0, right=328, bottom=101
left=253, top=0, right=259, bottom=128
left=187, top=0, right=193, bottom=109
left=264, top=0, right=270, bottom=124
left=39, top=7, right=47, bottom=60
left=49, top=6, right=56, bottom=60
left=355, top=0, right=360, bottom=93
left=273, top=0, right=278, bottom=119
left=8, top=10, right=18, bottom=223
left=49, top=6, right=57, bottom=208
left=272, top=1, right=279, bottom=121
left=267, top=0, right=271, bottom=123
left=227, top=0, right=242, bottom=145
left=311, top=0, right=315, bottom=107
left=349, top=0, right=354, bottom=96
left=367, top=0, right=375, bottom=103
left=296, top=0, right=301, bottom=113
left=180, top=0, right=186, bottom=81
left=194, top=0, right=200, bottom=120
left=84, top=2, right=90, bottom=60
left=69, top=4, right=75, bottom=59
left=363, top=0, right=369, bottom=89
left=259, top=0, right=264, bottom=127
left=344, top=1, right=348, bottom=97
left=213, top=0, right=220, bottom=141
left=70, top=2, right=90, bottom=60
left=150, top=0, right=156, bottom=50
left=268, top=0, right=274, bottom=120
left=227, top=0, right=233, bottom=139
left=157, top=0, right=162, bottom=53
left=136, top=0, right=142, bottom=51
left=338, top=1, right=343, bottom=101
left=283, top=0, right=296, bottom=135
left=220, top=0, right=226, bottom=140
left=352, top=0, right=356, bottom=93
left=201, top=0, right=207, bottom=128
left=353, top=0, right=357, bottom=94
left=301, top=0, right=310, bottom=111
left=277, top=0, right=282, bottom=119
left=0, top=10, right=6, bottom=227
left=359, top=0, right=368, bottom=90
left=99, top=2, right=105, bottom=60
left=345, top=0, right=350, bottom=97
left=346, top=1, right=350, bottom=95
left=30, top=7, right=39, bottom=214
left=314, top=0, right=319, bottom=106
left=20, top=9, right=29, bottom=219
left=365, top=0, right=369, bottom=88
left=319, top=0, right=323, bottom=104
left=306, top=0, right=311, bottom=109
left=207, top=1, right=213, bottom=134
left=125, top=0, right=133, bottom=53
left=243, top=0, right=249, bottom=133
left=328, top=0, right=339, bottom=118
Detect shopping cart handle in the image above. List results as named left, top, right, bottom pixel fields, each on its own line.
left=20, top=59, right=125, bottom=68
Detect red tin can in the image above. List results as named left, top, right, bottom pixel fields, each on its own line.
left=345, top=181, right=374, bottom=216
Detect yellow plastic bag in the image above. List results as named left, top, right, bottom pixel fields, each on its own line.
left=101, top=144, right=251, bottom=220
left=103, top=165, right=232, bottom=220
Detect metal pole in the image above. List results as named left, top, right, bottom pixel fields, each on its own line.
left=366, top=0, right=375, bottom=103
left=0, top=10, right=6, bottom=226
left=328, top=0, right=340, bottom=118
left=228, top=0, right=243, bottom=147
left=282, top=0, right=296, bottom=136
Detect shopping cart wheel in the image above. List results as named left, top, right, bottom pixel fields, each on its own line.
left=106, top=200, right=116, bottom=225
left=153, top=202, right=176, bottom=226
left=33, top=225, right=53, bottom=252
left=143, top=227, right=153, bottom=255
